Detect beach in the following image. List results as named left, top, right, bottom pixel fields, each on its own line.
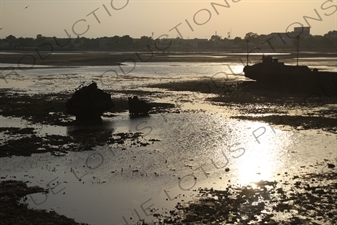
left=0, top=51, right=336, bottom=224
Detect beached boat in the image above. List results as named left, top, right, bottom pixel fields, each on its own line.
left=243, top=55, right=337, bottom=91
left=66, top=82, right=114, bottom=121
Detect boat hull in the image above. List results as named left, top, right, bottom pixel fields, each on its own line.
left=243, top=63, right=337, bottom=92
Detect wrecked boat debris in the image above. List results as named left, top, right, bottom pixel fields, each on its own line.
left=66, top=82, right=114, bottom=121
left=128, top=96, right=151, bottom=116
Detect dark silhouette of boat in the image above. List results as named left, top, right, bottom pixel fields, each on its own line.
left=243, top=55, right=337, bottom=91
left=128, top=96, right=151, bottom=116
left=66, top=82, right=114, bottom=121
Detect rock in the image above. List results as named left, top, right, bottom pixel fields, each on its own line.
left=128, top=96, right=151, bottom=116
left=66, top=82, right=114, bottom=121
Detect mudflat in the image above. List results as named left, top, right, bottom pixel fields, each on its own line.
left=2, top=50, right=337, bottom=67
left=0, top=52, right=336, bottom=224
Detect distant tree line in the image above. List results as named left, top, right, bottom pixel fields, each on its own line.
left=242, top=31, right=337, bottom=50
left=0, top=30, right=336, bottom=51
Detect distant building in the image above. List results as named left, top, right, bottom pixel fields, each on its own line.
left=293, top=27, right=310, bottom=38
left=213, top=39, right=226, bottom=47
left=99, top=38, right=109, bottom=49
left=266, top=33, right=292, bottom=46
left=194, top=39, right=209, bottom=48
left=155, top=38, right=183, bottom=50
left=184, top=39, right=198, bottom=48
left=155, top=39, right=172, bottom=50
left=264, top=27, right=311, bottom=47
left=171, top=38, right=184, bottom=49
left=73, top=39, right=81, bottom=49
left=185, top=39, right=208, bottom=48
left=156, top=38, right=209, bottom=50
left=0, top=41, right=10, bottom=48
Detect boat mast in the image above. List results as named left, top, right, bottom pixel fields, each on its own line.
left=246, top=39, right=249, bottom=66
left=296, top=36, right=299, bottom=66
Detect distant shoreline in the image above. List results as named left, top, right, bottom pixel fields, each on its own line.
left=1, top=50, right=337, bottom=67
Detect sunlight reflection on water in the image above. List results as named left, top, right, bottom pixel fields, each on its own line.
left=0, top=111, right=336, bottom=224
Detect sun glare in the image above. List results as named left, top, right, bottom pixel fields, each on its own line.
left=233, top=124, right=288, bottom=186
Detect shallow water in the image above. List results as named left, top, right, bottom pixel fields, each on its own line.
left=1, top=54, right=337, bottom=93
left=1, top=56, right=337, bottom=224
left=0, top=61, right=247, bottom=94
left=1, top=112, right=336, bottom=224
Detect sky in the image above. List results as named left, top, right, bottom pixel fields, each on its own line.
left=0, top=0, right=336, bottom=39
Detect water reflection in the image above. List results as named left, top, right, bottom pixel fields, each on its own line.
left=235, top=129, right=284, bottom=185
left=1, top=56, right=337, bottom=223
left=66, top=118, right=115, bottom=135
left=235, top=147, right=279, bottom=186
left=0, top=112, right=336, bottom=224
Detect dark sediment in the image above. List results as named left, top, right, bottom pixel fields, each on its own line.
left=0, top=128, right=157, bottom=157
left=0, top=89, right=171, bottom=157
left=233, top=115, right=337, bottom=134
left=157, top=166, right=337, bottom=224
left=150, top=79, right=337, bottom=133
left=0, top=89, right=174, bottom=126
left=0, top=180, right=87, bottom=225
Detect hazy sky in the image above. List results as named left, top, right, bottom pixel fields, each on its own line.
left=0, top=0, right=336, bottom=39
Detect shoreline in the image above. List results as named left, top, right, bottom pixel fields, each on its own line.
left=1, top=51, right=337, bottom=67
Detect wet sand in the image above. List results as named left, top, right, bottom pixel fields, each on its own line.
left=150, top=79, right=337, bottom=133
left=158, top=168, right=337, bottom=224
left=0, top=53, right=337, bottom=224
